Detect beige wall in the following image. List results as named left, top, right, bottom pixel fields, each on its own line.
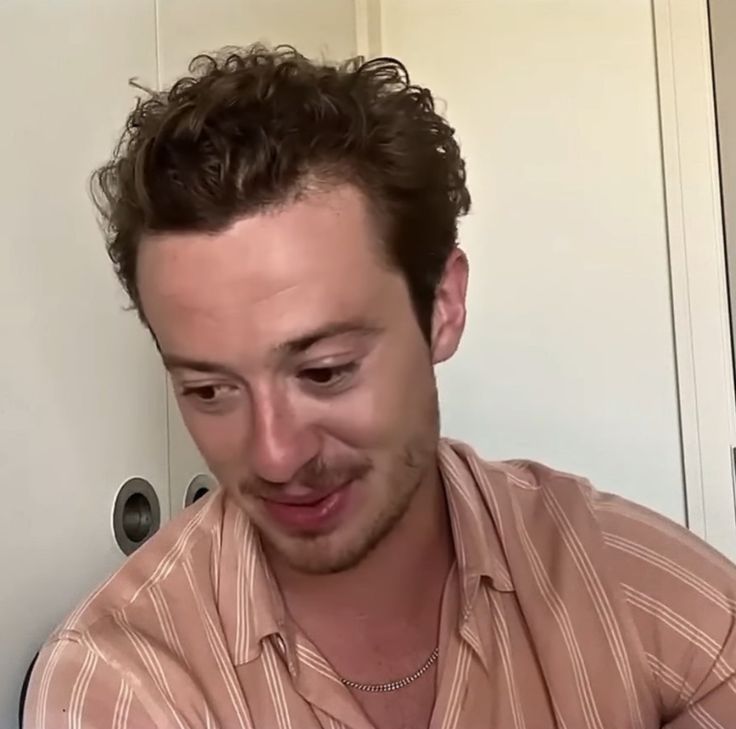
left=381, top=0, right=685, bottom=521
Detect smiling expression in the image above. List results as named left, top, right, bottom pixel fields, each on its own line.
left=137, top=183, right=467, bottom=573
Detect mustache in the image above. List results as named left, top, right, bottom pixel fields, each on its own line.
left=239, top=456, right=373, bottom=495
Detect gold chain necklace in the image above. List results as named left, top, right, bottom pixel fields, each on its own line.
left=339, top=648, right=440, bottom=693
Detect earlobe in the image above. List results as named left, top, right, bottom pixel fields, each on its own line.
left=431, top=248, right=469, bottom=364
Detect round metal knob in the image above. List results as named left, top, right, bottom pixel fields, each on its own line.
left=112, top=477, right=161, bottom=556
left=184, top=473, right=217, bottom=507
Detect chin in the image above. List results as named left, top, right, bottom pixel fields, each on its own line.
left=264, top=530, right=372, bottom=575
left=265, top=497, right=414, bottom=575
left=251, top=448, right=427, bottom=574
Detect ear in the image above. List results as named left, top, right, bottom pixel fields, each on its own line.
left=430, top=248, right=469, bottom=364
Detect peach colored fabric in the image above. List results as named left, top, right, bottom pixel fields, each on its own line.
left=26, top=440, right=736, bottom=728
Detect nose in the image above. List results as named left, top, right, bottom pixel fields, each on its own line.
left=248, top=386, right=320, bottom=484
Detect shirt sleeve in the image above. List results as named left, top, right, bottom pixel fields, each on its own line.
left=593, top=492, right=736, bottom=728
left=23, top=637, right=157, bottom=729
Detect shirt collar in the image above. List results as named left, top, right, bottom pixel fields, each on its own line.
left=222, top=438, right=514, bottom=666
left=219, top=499, right=290, bottom=667
left=438, top=439, right=515, bottom=620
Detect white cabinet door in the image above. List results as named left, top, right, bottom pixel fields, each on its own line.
left=0, top=2, right=164, bottom=726
left=381, top=0, right=686, bottom=522
left=158, top=0, right=358, bottom=87
left=158, top=0, right=359, bottom=515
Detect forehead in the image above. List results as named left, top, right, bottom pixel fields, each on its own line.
left=137, top=184, right=403, bottom=355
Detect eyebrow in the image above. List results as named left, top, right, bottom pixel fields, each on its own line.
left=275, top=321, right=381, bottom=356
left=160, top=354, right=243, bottom=379
left=160, top=321, right=381, bottom=376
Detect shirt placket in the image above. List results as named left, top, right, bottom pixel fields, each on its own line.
left=289, top=633, right=377, bottom=729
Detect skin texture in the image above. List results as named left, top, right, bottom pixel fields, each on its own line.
left=137, top=182, right=469, bottom=727
left=138, top=183, right=468, bottom=575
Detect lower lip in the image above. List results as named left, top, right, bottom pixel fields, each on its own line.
left=262, top=483, right=353, bottom=534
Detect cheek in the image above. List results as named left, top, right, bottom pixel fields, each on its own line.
left=319, top=349, right=435, bottom=449
left=316, top=391, right=386, bottom=448
left=177, top=403, right=248, bottom=476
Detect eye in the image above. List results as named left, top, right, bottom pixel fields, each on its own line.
left=180, top=383, right=234, bottom=406
left=299, top=363, right=358, bottom=390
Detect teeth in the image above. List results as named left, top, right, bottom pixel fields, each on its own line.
left=297, top=494, right=330, bottom=507
left=279, top=493, right=329, bottom=507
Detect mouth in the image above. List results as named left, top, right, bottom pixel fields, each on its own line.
left=261, top=481, right=354, bottom=534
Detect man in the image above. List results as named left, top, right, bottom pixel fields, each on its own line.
left=26, top=45, right=736, bottom=729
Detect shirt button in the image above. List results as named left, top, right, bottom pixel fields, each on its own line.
left=275, top=635, right=286, bottom=654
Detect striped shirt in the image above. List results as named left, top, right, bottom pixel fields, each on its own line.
left=25, top=439, right=736, bottom=728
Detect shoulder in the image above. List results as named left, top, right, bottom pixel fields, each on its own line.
left=591, top=489, right=736, bottom=643
left=443, top=438, right=736, bottom=595
left=26, top=492, right=228, bottom=729
left=441, top=439, right=623, bottom=602
left=442, top=439, right=599, bottom=528
left=445, top=440, right=736, bottom=718
left=589, top=486, right=736, bottom=578
left=50, top=488, right=227, bottom=642
left=448, top=438, right=736, bottom=578
left=590, top=489, right=736, bottom=717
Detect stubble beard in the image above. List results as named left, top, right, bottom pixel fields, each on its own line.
left=247, top=378, right=442, bottom=574
left=259, top=442, right=431, bottom=575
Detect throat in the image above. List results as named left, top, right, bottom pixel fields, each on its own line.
left=264, top=463, right=455, bottom=729
left=270, top=468, right=453, bottom=723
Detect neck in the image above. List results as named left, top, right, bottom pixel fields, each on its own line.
left=269, top=460, right=453, bottom=626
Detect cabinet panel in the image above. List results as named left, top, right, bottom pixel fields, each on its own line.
left=158, top=0, right=357, bottom=86
left=382, top=0, right=685, bottom=521
left=0, top=2, right=163, bottom=726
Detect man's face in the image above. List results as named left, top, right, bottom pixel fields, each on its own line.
left=137, top=184, right=467, bottom=573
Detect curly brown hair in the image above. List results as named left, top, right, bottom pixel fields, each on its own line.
left=92, top=44, right=471, bottom=340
